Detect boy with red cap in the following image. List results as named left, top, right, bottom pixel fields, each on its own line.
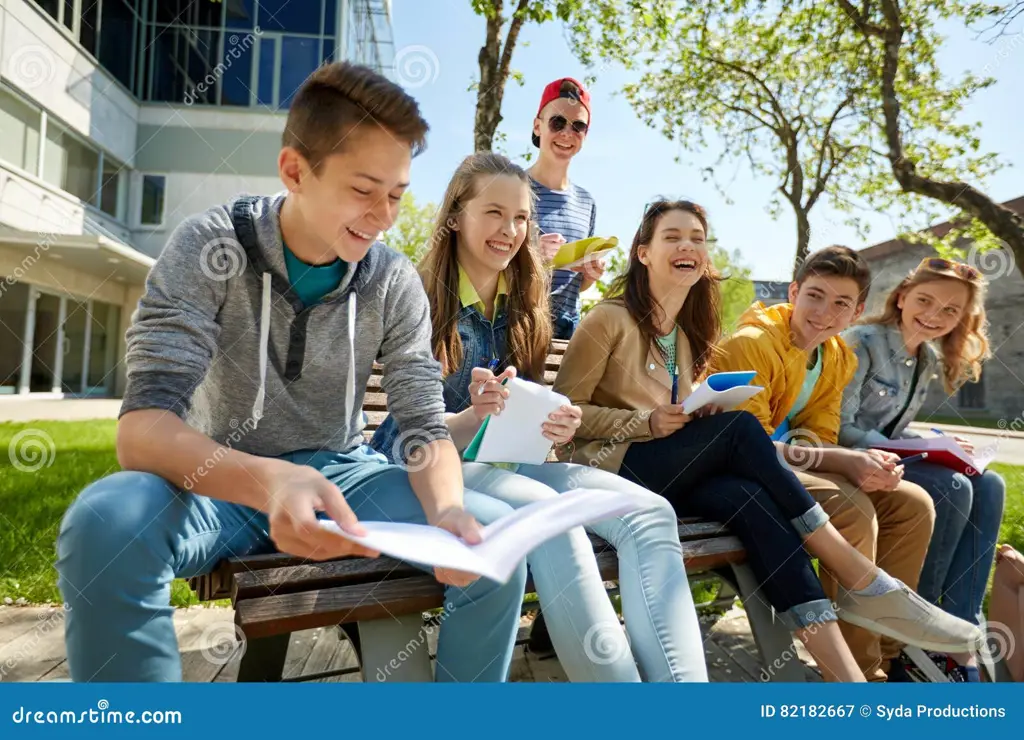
left=527, top=77, right=603, bottom=340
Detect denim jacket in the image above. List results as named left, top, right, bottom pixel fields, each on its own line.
left=838, top=322, right=941, bottom=449
left=370, top=302, right=517, bottom=463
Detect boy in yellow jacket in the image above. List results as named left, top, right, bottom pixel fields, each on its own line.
left=712, top=246, right=936, bottom=682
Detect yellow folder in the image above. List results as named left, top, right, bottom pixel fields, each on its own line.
left=550, top=236, right=619, bottom=269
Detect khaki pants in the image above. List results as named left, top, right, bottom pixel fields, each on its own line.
left=795, top=471, right=935, bottom=682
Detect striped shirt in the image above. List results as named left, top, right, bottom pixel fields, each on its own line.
left=530, top=177, right=597, bottom=339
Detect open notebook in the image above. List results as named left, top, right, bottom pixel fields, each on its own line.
left=463, top=377, right=570, bottom=465
left=682, top=371, right=764, bottom=414
left=870, top=436, right=999, bottom=476
left=318, top=488, right=650, bottom=583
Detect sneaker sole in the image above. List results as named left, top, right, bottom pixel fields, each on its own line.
left=838, top=610, right=978, bottom=654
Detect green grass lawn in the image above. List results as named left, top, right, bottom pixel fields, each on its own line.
left=2, top=420, right=1023, bottom=609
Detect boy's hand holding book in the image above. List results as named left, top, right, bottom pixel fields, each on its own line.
left=262, top=461, right=380, bottom=561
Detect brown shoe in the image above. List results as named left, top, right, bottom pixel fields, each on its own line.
left=835, top=581, right=982, bottom=654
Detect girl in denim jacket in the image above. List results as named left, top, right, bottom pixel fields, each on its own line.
left=840, top=257, right=1005, bottom=681
left=371, top=152, right=710, bottom=682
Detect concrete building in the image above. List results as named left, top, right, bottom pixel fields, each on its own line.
left=0, top=0, right=394, bottom=399
left=857, top=197, right=1024, bottom=424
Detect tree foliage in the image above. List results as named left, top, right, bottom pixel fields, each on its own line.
left=383, top=193, right=438, bottom=264
left=470, top=0, right=586, bottom=152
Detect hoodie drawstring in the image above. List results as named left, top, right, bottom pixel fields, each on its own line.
left=252, top=272, right=272, bottom=427
left=251, top=272, right=358, bottom=436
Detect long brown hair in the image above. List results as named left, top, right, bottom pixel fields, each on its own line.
left=417, top=152, right=552, bottom=381
left=862, top=258, right=992, bottom=393
left=606, top=200, right=723, bottom=380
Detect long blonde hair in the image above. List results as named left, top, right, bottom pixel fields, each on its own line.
left=417, top=152, right=552, bottom=381
left=863, top=258, right=991, bottom=393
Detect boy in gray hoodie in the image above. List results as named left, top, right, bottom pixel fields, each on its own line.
left=55, top=62, right=527, bottom=682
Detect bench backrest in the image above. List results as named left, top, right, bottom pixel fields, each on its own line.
left=361, top=339, right=570, bottom=443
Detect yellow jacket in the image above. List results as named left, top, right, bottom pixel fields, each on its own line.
left=710, top=302, right=857, bottom=444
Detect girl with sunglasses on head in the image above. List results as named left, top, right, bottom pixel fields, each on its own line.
left=553, top=201, right=982, bottom=682
left=840, top=257, right=1005, bottom=682
left=370, top=152, right=710, bottom=683
left=527, top=77, right=604, bottom=342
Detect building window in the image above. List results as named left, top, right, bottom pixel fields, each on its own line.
left=140, top=175, right=166, bottom=226
left=279, top=36, right=320, bottom=108
left=221, top=32, right=258, bottom=106
left=32, top=0, right=60, bottom=23
left=100, top=155, right=127, bottom=220
left=43, top=124, right=100, bottom=204
left=958, top=373, right=986, bottom=409
left=99, top=0, right=140, bottom=92
left=0, top=87, right=42, bottom=174
left=79, top=0, right=100, bottom=56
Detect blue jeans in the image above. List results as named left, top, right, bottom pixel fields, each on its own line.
left=461, top=462, right=708, bottom=682
left=620, top=411, right=837, bottom=631
left=55, top=448, right=527, bottom=682
left=902, top=463, right=1005, bottom=625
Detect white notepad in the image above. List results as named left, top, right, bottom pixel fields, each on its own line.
left=318, top=487, right=650, bottom=583
left=682, top=371, right=764, bottom=414
left=463, top=377, right=570, bottom=465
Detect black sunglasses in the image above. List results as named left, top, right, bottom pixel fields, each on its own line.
left=547, top=114, right=589, bottom=135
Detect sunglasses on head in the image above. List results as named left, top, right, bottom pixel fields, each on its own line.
left=547, top=114, right=589, bottom=136
left=920, top=257, right=981, bottom=281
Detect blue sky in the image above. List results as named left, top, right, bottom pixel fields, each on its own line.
left=389, top=0, right=1023, bottom=281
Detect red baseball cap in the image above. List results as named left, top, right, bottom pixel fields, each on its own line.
left=532, top=77, right=591, bottom=147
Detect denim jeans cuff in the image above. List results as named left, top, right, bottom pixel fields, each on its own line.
left=789, top=503, right=829, bottom=537
left=780, top=598, right=838, bottom=630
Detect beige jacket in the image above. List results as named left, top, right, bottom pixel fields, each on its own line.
left=552, top=301, right=696, bottom=472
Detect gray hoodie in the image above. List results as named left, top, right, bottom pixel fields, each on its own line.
left=120, top=192, right=450, bottom=457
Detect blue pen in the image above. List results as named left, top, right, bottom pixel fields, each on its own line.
left=671, top=366, right=679, bottom=405
left=931, top=427, right=946, bottom=436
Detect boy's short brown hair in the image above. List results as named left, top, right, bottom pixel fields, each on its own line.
left=794, top=245, right=872, bottom=304
left=283, top=61, right=429, bottom=171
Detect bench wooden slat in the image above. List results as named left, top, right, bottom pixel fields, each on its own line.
left=235, top=536, right=745, bottom=638
left=204, top=521, right=733, bottom=602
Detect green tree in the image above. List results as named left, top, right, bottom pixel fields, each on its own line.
left=588, top=239, right=754, bottom=334
left=471, top=0, right=585, bottom=152
left=833, top=0, right=1024, bottom=276
left=384, top=193, right=438, bottom=264
left=566, top=1, right=873, bottom=270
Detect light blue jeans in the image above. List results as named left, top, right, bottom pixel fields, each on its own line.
left=461, top=461, right=709, bottom=682
left=55, top=448, right=527, bottom=682
left=902, top=463, right=1006, bottom=625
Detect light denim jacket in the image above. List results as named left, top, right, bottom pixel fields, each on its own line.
left=838, top=322, right=941, bottom=449
left=370, top=301, right=517, bottom=463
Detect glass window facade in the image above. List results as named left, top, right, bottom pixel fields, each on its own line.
left=30, top=2, right=393, bottom=109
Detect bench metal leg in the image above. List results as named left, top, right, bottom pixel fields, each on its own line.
left=730, top=563, right=806, bottom=682
left=237, top=633, right=290, bottom=682
left=358, top=614, right=433, bottom=682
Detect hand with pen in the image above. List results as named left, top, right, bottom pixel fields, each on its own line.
left=650, top=368, right=723, bottom=439
left=468, top=362, right=583, bottom=444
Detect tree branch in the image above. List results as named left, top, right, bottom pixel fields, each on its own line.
left=836, top=0, right=885, bottom=36
left=497, top=0, right=531, bottom=96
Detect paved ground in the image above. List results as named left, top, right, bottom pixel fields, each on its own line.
left=0, top=399, right=122, bottom=423
left=906, top=422, right=1024, bottom=466
left=0, top=604, right=819, bottom=683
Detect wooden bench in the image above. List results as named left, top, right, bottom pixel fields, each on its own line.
left=188, top=340, right=807, bottom=682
